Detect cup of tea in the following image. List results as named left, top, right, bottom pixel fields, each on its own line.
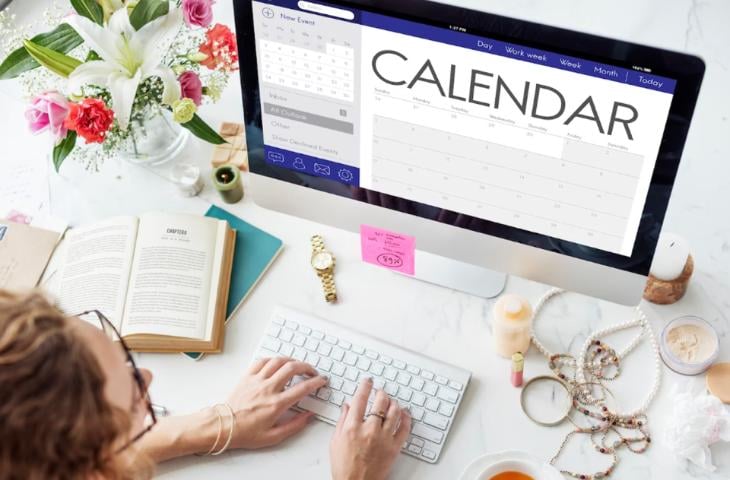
left=479, top=459, right=540, bottom=480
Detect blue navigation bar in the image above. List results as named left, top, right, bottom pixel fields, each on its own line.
left=255, top=0, right=676, bottom=94
left=265, top=145, right=360, bottom=186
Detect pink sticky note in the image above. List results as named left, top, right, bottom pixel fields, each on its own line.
left=360, top=225, right=416, bottom=275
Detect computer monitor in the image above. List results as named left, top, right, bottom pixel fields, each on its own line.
left=232, top=0, right=704, bottom=305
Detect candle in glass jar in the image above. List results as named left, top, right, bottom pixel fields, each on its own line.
left=170, top=163, right=204, bottom=197
left=651, top=233, right=690, bottom=281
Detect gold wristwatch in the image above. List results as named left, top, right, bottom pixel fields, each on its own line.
left=310, top=235, right=337, bottom=303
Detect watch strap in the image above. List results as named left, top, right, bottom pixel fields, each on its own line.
left=311, top=235, right=325, bottom=253
left=311, top=235, right=337, bottom=303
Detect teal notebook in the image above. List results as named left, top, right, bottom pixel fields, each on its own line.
left=184, top=206, right=283, bottom=360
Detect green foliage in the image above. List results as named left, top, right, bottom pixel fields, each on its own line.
left=69, top=0, right=104, bottom=25
left=181, top=114, right=227, bottom=145
left=22, top=40, right=82, bottom=78
left=129, top=0, right=170, bottom=30
left=0, top=24, right=83, bottom=80
left=53, top=131, right=77, bottom=172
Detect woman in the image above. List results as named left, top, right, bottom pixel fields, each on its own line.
left=0, top=291, right=410, bottom=480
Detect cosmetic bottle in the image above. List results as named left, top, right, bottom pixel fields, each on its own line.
left=493, top=294, right=533, bottom=358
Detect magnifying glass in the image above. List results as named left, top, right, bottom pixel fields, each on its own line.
left=520, top=376, right=573, bottom=426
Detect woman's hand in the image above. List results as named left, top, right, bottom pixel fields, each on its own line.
left=226, top=356, right=327, bottom=449
left=330, top=377, right=412, bottom=480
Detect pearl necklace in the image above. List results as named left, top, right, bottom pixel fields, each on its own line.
left=530, top=288, right=662, bottom=416
left=529, top=288, right=663, bottom=479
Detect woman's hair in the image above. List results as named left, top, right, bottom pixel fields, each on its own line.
left=0, top=290, right=141, bottom=480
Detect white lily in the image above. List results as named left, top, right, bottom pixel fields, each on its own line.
left=67, top=7, right=182, bottom=130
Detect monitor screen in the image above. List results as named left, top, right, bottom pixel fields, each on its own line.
left=235, top=0, right=703, bottom=275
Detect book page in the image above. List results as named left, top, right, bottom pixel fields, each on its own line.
left=121, top=213, right=223, bottom=340
left=56, top=217, right=139, bottom=330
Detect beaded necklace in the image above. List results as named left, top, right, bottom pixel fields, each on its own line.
left=530, top=288, right=662, bottom=480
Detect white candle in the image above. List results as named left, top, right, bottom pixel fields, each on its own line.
left=170, top=163, right=204, bottom=197
left=651, top=232, right=690, bottom=281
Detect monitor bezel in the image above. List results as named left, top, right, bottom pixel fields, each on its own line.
left=232, top=0, right=705, bottom=276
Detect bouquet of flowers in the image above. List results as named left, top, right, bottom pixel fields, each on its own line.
left=0, top=0, right=238, bottom=171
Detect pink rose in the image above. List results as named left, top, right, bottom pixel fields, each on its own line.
left=182, top=0, right=215, bottom=28
left=25, top=91, right=70, bottom=140
left=179, top=71, right=203, bottom=106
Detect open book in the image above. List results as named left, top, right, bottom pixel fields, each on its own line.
left=56, top=212, right=236, bottom=353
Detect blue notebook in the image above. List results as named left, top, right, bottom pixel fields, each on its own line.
left=184, top=206, right=284, bottom=360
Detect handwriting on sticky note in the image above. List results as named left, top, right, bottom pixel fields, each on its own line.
left=360, top=225, right=415, bottom=276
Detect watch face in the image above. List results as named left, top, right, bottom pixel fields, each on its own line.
left=311, top=251, right=334, bottom=270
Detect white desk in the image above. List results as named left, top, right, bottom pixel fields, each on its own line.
left=1, top=0, right=729, bottom=478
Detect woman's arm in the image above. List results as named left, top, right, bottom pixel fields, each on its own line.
left=137, top=407, right=220, bottom=463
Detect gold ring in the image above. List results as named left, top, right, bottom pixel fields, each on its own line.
left=366, top=412, right=387, bottom=424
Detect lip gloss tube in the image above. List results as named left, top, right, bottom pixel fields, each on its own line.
left=511, top=352, right=525, bottom=387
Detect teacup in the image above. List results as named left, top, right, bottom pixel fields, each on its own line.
left=475, top=458, right=541, bottom=480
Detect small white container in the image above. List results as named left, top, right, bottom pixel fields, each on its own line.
left=660, top=316, right=720, bottom=376
left=492, top=294, right=533, bottom=358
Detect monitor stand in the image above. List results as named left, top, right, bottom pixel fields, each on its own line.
left=403, top=250, right=507, bottom=299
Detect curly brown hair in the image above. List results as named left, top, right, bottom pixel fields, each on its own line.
left=0, top=290, right=147, bottom=480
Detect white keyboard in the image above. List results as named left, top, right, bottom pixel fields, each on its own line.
left=253, top=307, right=471, bottom=464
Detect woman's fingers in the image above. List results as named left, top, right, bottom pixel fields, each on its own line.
left=247, top=357, right=270, bottom=375
left=336, top=403, right=350, bottom=435
left=365, top=389, right=390, bottom=428
left=269, top=360, right=319, bottom=391
left=279, top=375, right=327, bottom=409
left=258, top=356, right=293, bottom=378
left=382, top=397, right=402, bottom=432
left=393, top=409, right=412, bottom=443
left=346, top=377, right=373, bottom=427
left=263, top=411, right=315, bottom=446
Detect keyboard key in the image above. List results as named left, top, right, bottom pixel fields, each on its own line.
left=396, top=372, right=412, bottom=386
left=411, top=437, right=425, bottom=448
left=280, top=329, right=294, bottom=342
left=344, top=352, right=358, bottom=366
left=412, top=423, right=444, bottom=444
left=292, top=334, right=306, bottom=347
left=424, top=412, right=449, bottom=430
left=330, top=392, right=345, bottom=406
left=422, top=449, right=437, bottom=460
left=369, top=362, right=385, bottom=376
left=407, top=444, right=422, bottom=455
left=342, top=382, right=356, bottom=395
left=406, top=365, right=421, bottom=375
left=300, top=326, right=312, bottom=335
left=339, top=339, right=352, bottom=349
left=411, top=407, right=425, bottom=421
left=412, top=392, right=426, bottom=407
left=384, top=367, right=398, bottom=381
left=267, top=325, right=281, bottom=337
left=325, top=335, right=338, bottom=344
left=318, top=357, right=333, bottom=372
left=393, top=360, right=406, bottom=369
left=285, top=319, right=298, bottom=330
left=329, top=377, right=343, bottom=390
left=331, top=347, right=345, bottom=362
left=317, top=344, right=332, bottom=356
left=305, top=352, right=320, bottom=366
left=373, top=378, right=385, bottom=390
left=345, top=367, right=359, bottom=381
left=298, top=396, right=342, bottom=420
left=316, top=387, right=332, bottom=401
left=423, top=382, right=438, bottom=396
left=365, top=350, right=379, bottom=360
left=436, top=387, right=459, bottom=404
left=425, top=398, right=440, bottom=412
left=422, top=370, right=434, bottom=381
left=384, top=383, right=399, bottom=396
left=272, top=315, right=285, bottom=325
left=411, top=378, right=425, bottom=391
left=380, top=355, right=393, bottom=365
left=280, top=344, right=294, bottom=357
left=439, top=403, right=455, bottom=417
left=312, top=330, right=325, bottom=340
left=352, top=345, right=365, bottom=355
left=357, top=358, right=371, bottom=371
left=435, top=375, right=449, bottom=385
left=398, top=388, right=413, bottom=402
left=331, top=363, right=346, bottom=377
left=293, top=348, right=307, bottom=361
left=262, top=336, right=281, bottom=352
left=304, top=338, right=319, bottom=351
left=448, top=381, right=463, bottom=391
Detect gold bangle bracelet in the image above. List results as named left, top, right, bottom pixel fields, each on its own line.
left=211, top=403, right=236, bottom=456
left=195, top=406, right=223, bottom=456
left=520, top=375, right=573, bottom=427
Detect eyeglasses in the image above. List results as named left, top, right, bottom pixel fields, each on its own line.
left=75, top=310, right=158, bottom=452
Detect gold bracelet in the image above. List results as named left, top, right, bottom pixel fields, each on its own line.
left=195, top=406, right=223, bottom=456
left=211, top=403, right=236, bottom=456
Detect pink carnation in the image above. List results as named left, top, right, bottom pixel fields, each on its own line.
left=182, top=0, right=215, bottom=28
left=179, top=71, right=203, bottom=106
left=25, top=91, right=70, bottom=140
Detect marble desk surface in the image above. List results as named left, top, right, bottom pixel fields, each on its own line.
left=1, top=0, right=728, bottom=478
